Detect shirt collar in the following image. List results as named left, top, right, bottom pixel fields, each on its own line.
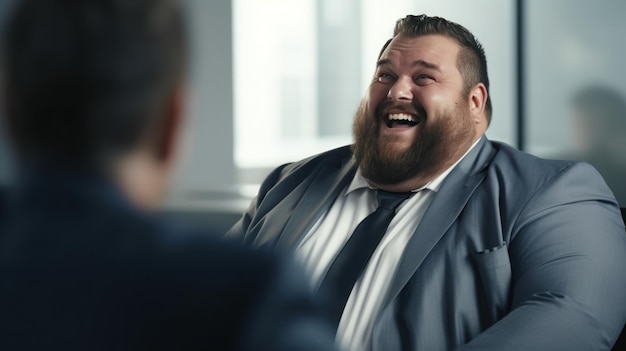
left=347, top=137, right=482, bottom=195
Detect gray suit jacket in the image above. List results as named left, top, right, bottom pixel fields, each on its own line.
left=228, top=137, right=626, bottom=350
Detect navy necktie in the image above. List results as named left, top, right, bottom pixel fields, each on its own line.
left=318, top=189, right=412, bottom=327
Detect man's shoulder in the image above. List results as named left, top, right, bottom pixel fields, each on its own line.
left=153, top=219, right=280, bottom=274
left=0, top=199, right=303, bottom=349
left=273, top=144, right=353, bottom=180
left=485, top=140, right=613, bottom=202
left=284, top=144, right=352, bottom=170
left=488, top=140, right=577, bottom=178
left=1, top=176, right=279, bottom=285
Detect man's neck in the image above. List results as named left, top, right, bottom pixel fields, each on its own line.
left=115, top=151, right=168, bottom=211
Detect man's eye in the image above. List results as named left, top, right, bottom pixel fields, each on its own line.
left=415, top=75, right=434, bottom=83
left=377, top=74, right=395, bottom=84
left=414, top=75, right=436, bottom=86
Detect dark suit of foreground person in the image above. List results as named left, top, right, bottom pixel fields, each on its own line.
left=228, top=15, right=626, bottom=350
left=0, top=0, right=336, bottom=350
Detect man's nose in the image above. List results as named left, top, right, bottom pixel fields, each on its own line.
left=387, top=77, right=413, bottom=101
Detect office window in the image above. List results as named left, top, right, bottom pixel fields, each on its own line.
left=233, top=0, right=516, bottom=172
left=525, top=0, right=626, bottom=205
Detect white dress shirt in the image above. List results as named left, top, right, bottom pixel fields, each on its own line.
left=296, top=140, right=480, bottom=351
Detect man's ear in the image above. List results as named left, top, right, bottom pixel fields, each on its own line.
left=468, top=83, right=488, bottom=124
left=155, top=82, right=187, bottom=165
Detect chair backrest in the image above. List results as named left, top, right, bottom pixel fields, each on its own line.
left=612, top=208, right=626, bottom=350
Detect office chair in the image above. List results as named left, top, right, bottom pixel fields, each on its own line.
left=611, top=208, right=626, bottom=350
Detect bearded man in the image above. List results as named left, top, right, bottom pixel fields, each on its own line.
left=227, top=14, right=626, bottom=351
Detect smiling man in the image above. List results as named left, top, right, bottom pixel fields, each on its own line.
left=228, top=15, right=626, bottom=350
left=354, top=32, right=487, bottom=193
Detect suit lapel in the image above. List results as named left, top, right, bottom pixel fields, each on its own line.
left=276, top=156, right=357, bottom=252
left=381, top=138, right=497, bottom=309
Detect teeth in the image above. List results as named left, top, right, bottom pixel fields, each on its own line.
left=387, top=113, right=417, bottom=122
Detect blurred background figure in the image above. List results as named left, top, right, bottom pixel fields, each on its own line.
left=0, top=0, right=336, bottom=350
left=568, top=86, right=626, bottom=205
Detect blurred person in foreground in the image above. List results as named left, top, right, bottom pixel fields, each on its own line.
left=0, top=0, right=336, bottom=350
left=227, top=14, right=626, bottom=350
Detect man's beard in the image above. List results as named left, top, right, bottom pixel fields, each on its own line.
left=352, top=99, right=474, bottom=186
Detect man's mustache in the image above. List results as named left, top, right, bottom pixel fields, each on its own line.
left=375, top=100, right=424, bottom=119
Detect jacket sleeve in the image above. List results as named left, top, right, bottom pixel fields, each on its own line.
left=460, top=162, right=626, bottom=350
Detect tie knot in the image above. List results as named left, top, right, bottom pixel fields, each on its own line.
left=376, top=190, right=412, bottom=210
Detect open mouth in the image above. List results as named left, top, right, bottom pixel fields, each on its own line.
left=384, top=113, right=420, bottom=128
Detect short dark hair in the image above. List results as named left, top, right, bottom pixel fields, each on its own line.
left=379, top=15, right=492, bottom=123
left=0, top=0, right=187, bottom=167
